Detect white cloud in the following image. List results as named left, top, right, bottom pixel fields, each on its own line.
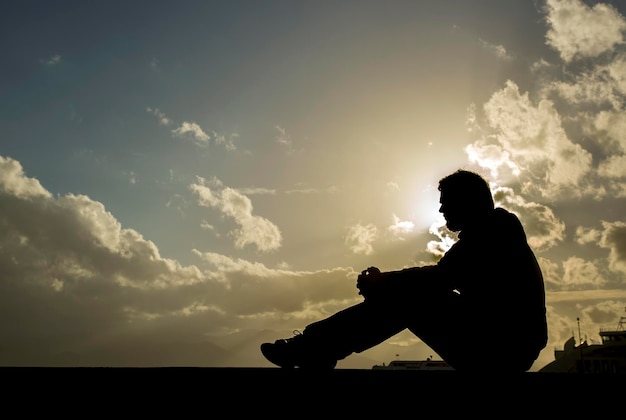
left=200, top=221, right=215, bottom=231
left=599, top=220, right=626, bottom=276
left=0, top=156, right=51, bottom=199
left=575, top=226, right=601, bottom=245
left=548, top=70, right=622, bottom=110
left=562, top=256, right=606, bottom=288
left=598, top=155, right=626, bottom=178
left=470, top=80, right=593, bottom=199
left=235, top=187, right=277, bottom=195
left=275, top=124, right=292, bottom=148
left=148, top=108, right=237, bottom=150
left=192, top=250, right=358, bottom=316
left=465, top=142, right=519, bottom=178
left=388, top=214, right=414, bottom=236
left=172, top=121, right=210, bottom=144
left=0, top=154, right=364, bottom=365
left=545, top=0, right=626, bottom=62
left=608, top=54, right=626, bottom=95
left=146, top=107, right=171, bottom=126
left=285, top=185, right=340, bottom=195
left=190, top=177, right=282, bottom=252
left=275, top=125, right=301, bottom=155
left=345, top=223, right=377, bottom=255
left=593, top=110, right=626, bottom=153
left=425, top=218, right=457, bottom=258
left=0, top=156, right=215, bottom=343
left=212, top=132, right=237, bottom=151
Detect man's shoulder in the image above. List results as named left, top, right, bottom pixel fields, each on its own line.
left=493, top=207, right=527, bottom=236
left=494, top=207, right=514, bottom=215
left=494, top=207, right=521, bottom=222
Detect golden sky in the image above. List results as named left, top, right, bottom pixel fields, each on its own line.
left=1, top=0, right=626, bottom=371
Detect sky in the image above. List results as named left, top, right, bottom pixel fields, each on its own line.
left=1, top=0, right=626, bottom=371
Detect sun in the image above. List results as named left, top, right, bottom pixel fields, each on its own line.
left=409, top=185, right=443, bottom=232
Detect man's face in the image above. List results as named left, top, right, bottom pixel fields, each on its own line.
left=438, top=190, right=465, bottom=232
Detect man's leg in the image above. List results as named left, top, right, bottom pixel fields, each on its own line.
left=261, top=269, right=452, bottom=368
left=303, top=300, right=408, bottom=357
left=261, top=299, right=407, bottom=368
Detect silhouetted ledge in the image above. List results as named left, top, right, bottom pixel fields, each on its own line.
left=2, top=367, right=621, bottom=393
left=2, top=366, right=621, bottom=382
left=2, top=367, right=621, bottom=415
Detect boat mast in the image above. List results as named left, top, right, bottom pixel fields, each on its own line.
left=617, top=307, right=626, bottom=331
left=577, top=317, right=584, bottom=373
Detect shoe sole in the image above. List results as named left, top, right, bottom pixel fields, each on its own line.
left=260, top=343, right=295, bottom=369
left=260, top=342, right=337, bottom=369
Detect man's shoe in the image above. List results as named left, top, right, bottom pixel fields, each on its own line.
left=260, top=331, right=337, bottom=369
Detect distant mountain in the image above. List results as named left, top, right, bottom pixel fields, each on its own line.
left=209, top=328, right=425, bottom=369
left=51, top=338, right=230, bottom=367
left=0, top=328, right=434, bottom=368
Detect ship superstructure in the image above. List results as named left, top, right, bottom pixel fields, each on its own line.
left=539, top=310, right=626, bottom=374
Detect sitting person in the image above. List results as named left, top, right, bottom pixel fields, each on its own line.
left=260, top=169, right=548, bottom=372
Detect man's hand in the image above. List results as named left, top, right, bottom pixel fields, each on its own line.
left=356, top=266, right=384, bottom=299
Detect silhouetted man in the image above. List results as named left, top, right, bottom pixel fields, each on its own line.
left=261, top=169, right=548, bottom=372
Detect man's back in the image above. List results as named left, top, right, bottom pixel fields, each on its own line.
left=437, top=207, right=547, bottom=368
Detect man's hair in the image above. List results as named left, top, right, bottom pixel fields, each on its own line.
left=438, top=169, right=494, bottom=211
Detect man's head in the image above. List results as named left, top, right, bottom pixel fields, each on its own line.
left=438, top=170, right=494, bottom=232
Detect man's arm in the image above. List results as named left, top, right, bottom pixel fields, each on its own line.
left=356, top=265, right=439, bottom=299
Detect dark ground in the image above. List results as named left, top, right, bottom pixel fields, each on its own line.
left=3, top=367, right=619, bottom=415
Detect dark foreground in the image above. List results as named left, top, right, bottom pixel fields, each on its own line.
left=3, top=367, right=620, bottom=414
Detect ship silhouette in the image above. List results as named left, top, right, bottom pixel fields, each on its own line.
left=539, top=308, right=626, bottom=374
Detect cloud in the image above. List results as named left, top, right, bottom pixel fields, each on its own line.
left=191, top=250, right=359, bottom=319
left=147, top=107, right=237, bottom=150
left=561, top=256, right=606, bottom=288
left=0, top=154, right=362, bottom=364
left=0, top=155, right=211, bottom=342
left=275, top=125, right=302, bottom=155
left=425, top=217, right=457, bottom=259
left=467, top=3, right=626, bottom=203
left=285, top=185, right=340, bottom=194
left=598, top=155, right=626, bottom=179
left=548, top=67, right=625, bottom=110
left=478, top=39, right=514, bottom=61
left=599, top=220, right=626, bottom=276
left=546, top=289, right=626, bottom=303
left=345, top=223, right=377, bottom=255
left=146, top=107, right=171, bottom=126
left=465, top=142, right=520, bottom=178
left=544, top=0, right=626, bottom=63
left=0, top=156, right=51, bottom=199
left=212, top=132, right=237, bottom=151
left=575, top=226, right=601, bottom=245
left=580, top=300, right=626, bottom=327
left=189, top=177, right=282, bottom=252
left=127, top=171, right=136, bottom=185
left=388, top=214, right=414, bottom=237
left=172, top=121, right=210, bottom=144
left=275, top=125, right=292, bottom=148
left=40, top=54, right=61, bottom=66
left=235, top=187, right=277, bottom=196
left=483, top=80, right=592, bottom=197
left=592, top=110, right=626, bottom=153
